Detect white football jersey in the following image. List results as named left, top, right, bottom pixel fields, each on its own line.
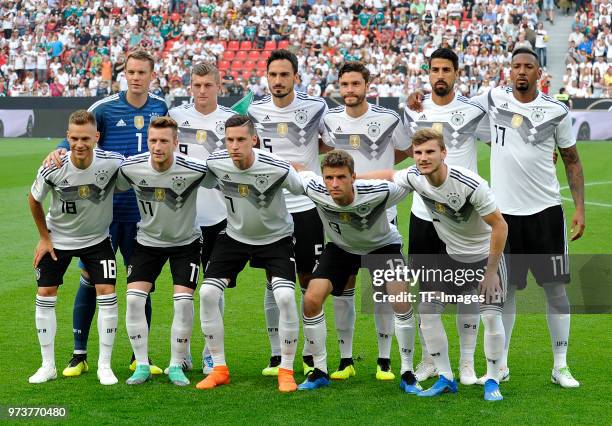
left=472, top=87, right=575, bottom=215
left=116, top=153, right=207, bottom=247
left=169, top=103, right=234, bottom=227
left=248, top=92, right=329, bottom=213
left=300, top=171, right=408, bottom=255
left=403, top=93, right=489, bottom=220
left=204, top=148, right=304, bottom=245
left=394, top=165, right=498, bottom=262
left=322, top=103, right=410, bottom=220
left=30, top=150, right=124, bottom=250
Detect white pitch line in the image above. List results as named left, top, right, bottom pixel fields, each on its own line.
left=560, top=181, right=612, bottom=208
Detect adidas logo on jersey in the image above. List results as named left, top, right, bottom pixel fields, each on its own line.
left=336, top=126, right=342, bottom=132
left=59, top=179, right=69, bottom=186
left=418, top=114, right=427, bottom=120
left=500, top=102, right=509, bottom=109
left=116, top=119, right=126, bottom=127
left=139, top=179, right=148, bottom=186
left=263, top=115, right=271, bottom=122
left=222, top=174, right=231, bottom=180
left=181, top=120, right=191, bottom=127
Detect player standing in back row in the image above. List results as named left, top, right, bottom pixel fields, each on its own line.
left=321, top=62, right=411, bottom=381
left=247, top=49, right=332, bottom=376
left=403, top=48, right=489, bottom=385
left=45, top=50, right=167, bottom=377
left=168, top=62, right=234, bottom=374
left=470, top=48, right=585, bottom=387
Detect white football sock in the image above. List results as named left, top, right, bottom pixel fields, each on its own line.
left=272, top=278, right=299, bottom=371
left=264, top=281, right=281, bottom=357
left=126, top=289, right=149, bottom=365
left=202, top=293, right=224, bottom=359
left=333, top=288, right=355, bottom=359
left=200, top=279, right=227, bottom=366
left=481, top=309, right=505, bottom=380
left=300, top=286, right=312, bottom=357
left=96, top=293, right=118, bottom=368
left=456, top=296, right=479, bottom=366
left=417, top=316, right=432, bottom=363
left=419, top=301, right=452, bottom=380
left=35, top=295, right=57, bottom=368
left=171, top=293, right=194, bottom=366
left=374, top=302, right=394, bottom=359
left=303, top=311, right=327, bottom=373
left=501, top=284, right=516, bottom=367
left=394, top=308, right=416, bottom=374
left=544, top=284, right=570, bottom=369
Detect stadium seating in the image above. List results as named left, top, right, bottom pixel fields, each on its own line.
left=1, top=0, right=606, bottom=98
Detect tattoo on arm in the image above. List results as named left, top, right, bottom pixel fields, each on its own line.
left=558, top=146, right=585, bottom=209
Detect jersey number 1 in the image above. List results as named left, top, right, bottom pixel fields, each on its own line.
left=136, top=133, right=143, bottom=152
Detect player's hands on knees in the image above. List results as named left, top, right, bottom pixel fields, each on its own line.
left=570, top=209, right=585, bottom=241
left=34, top=238, right=57, bottom=268
left=478, top=271, right=501, bottom=305
left=407, top=90, right=425, bottom=112
left=43, top=148, right=67, bottom=168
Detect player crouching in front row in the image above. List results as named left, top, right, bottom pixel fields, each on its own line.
left=296, top=150, right=420, bottom=393
left=361, top=129, right=509, bottom=401
left=29, top=110, right=124, bottom=385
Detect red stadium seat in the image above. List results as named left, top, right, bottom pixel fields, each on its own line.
left=256, top=60, right=267, bottom=71
left=263, top=40, right=277, bottom=51
left=222, top=50, right=235, bottom=61
left=277, top=40, right=289, bottom=50
left=231, top=60, right=243, bottom=70
left=227, top=40, right=240, bottom=51
left=260, top=50, right=271, bottom=60
left=240, top=40, right=253, bottom=51
left=235, top=50, right=248, bottom=61
left=243, top=60, right=256, bottom=71
left=256, top=69, right=266, bottom=77
left=218, top=60, right=230, bottom=71
left=248, top=50, right=261, bottom=61
left=230, top=70, right=240, bottom=79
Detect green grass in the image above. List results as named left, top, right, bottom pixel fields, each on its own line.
left=0, top=139, right=610, bottom=425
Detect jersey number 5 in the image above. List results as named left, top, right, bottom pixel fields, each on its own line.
left=262, top=138, right=273, bottom=153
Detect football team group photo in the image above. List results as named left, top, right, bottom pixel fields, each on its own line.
left=2, top=0, right=611, bottom=423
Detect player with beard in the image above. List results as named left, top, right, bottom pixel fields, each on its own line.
left=470, top=48, right=585, bottom=388
left=403, top=48, right=490, bottom=385
left=321, top=62, right=411, bottom=381
left=247, top=50, right=332, bottom=377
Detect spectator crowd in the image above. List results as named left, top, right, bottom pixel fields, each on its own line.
left=0, top=0, right=609, bottom=102
left=564, top=0, right=612, bottom=98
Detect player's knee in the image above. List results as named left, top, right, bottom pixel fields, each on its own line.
left=418, top=301, right=444, bottom=328
left=37, top=286, right=57, bottom=297
left=481, top=311, right=503, bottom=331
left=95, top=284, right=115, bottom=296
left=303, top=291, right=324, bottom=317
left=126, top=291, right=147, bottom=320
left=543, top=283, right=569, bottom=314
left=199, top=283, right=223, bottom=309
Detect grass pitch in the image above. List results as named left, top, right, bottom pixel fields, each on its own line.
left=0, top=139, right=610, bottom=425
